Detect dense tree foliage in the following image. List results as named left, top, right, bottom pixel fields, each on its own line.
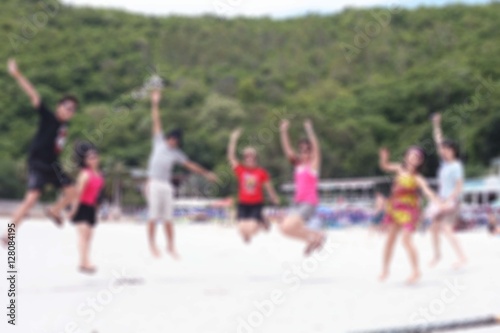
left=0, top=0, right=499, bottom=201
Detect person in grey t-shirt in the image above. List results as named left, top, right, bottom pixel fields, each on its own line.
left=146, top=89, right=218, bottom=259
left=429, top=113, right=467, bottom=269
left=148, top=131, right=188, bottom=183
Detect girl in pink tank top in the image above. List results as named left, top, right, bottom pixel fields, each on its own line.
left=70, top=143, right=105, bottom=274
left=279, top=119, right=325, bottom=256
left=294, top=163, right=319, bottom=205
left=80, top=168, right=104, bottom=206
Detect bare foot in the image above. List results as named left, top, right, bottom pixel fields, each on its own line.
left=453, top=258, right=467, bottom=270
left=79, top=265, right=97, bottom=275
left=260, top=219, right=271, bottom=232
left=150, top=246, right=161, bottom=258
left=242, top=235, right=251, bottom=244
left=304, top=233, right=326, bottom=256
left=406, top=271, right=421, bottom=285
left=312, top=234, right=326, bottom=254
left=379, top=270, right=389, bottom=282
left=167, top=247, right=180, bottom=260
left=304, top=237, right=317, bottom=256
left=429, top=256, right=440, bottom=268
left=45, top=207, right=63, bottom=227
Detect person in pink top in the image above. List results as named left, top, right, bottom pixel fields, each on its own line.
left=279, top=119, right=325, bottom=256
left=69, top=143, right=105, bottom=274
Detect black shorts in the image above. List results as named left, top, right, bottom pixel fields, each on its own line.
left=237, top=203, right=264, bottom=223
left=72, top=204, right=97, bottom=227
left=27, top=163, right=73, bottom=191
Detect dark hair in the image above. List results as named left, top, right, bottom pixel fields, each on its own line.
left=403, top=146, right=427, bottom=172
left=74, top=141, right=98, bottom=168
left=166, top=129, right=183, bottom=147
left=442, top=139, right=460, bottom=159
left=58, top=95, right=79, bottom=107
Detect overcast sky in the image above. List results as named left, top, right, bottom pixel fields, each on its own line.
left=62, top=0, right=491, bottom=18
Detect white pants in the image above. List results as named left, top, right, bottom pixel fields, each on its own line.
left=147, top=179, right=174, bottom=221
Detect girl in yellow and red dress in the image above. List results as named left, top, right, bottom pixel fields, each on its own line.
left=378, top=147, right=440, bottom=284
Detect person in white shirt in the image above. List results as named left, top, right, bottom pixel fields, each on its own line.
left=429, top=113, right=467, bottom=269
left=146, top=89, right=218, bottom=259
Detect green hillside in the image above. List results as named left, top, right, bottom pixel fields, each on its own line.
left=1, top=0, right=499, bottom=201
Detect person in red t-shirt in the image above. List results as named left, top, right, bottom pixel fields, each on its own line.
left=228, top=128, right=280, bottom=243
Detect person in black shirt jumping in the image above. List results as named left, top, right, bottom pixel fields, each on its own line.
left=3, top=59, right=78, bottom=244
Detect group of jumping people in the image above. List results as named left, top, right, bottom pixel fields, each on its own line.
left=3, top=58, right=471, bottom=284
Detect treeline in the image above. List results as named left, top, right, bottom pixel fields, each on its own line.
left=0, top=0, right=499, bottom=202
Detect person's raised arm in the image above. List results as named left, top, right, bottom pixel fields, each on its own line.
left=304, top=119, right=321, bottom=171
left=280, top=119, right=296, bottom=163
left=379, top=148, right=401, bottom=174
left=8, top=59, right=40, bottom=108
left=151, top=89, right=162, bottom=137
left=228, top=128, right=242, bottom=169
left=183, top=161, right=219, bottom=183
left=432, top=113, right=445, bottom=159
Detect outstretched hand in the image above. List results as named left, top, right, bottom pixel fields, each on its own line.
left=379, top=147, right=390, bottom=160
left=231, top=128, right=242, bottom=140
left=151, top=89, right=161, bottom=105
left=432, top=113, right=441, bottom=126
left=304, top=119, right=313, bottom=131
left=205, top=172, right=220, bottom=183
left=280, top=119, right=290, bottom=132
left=7, top=59, right=19, bottom=78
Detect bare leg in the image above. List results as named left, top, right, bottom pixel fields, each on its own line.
left=259, top=217, right=271, bottom=232
left=402, top=229, right=421, bottom=284
left=48, top=185, right=76, bottom=218
left=279, top=215, right=314, bottom=241
left=238, top=220, right=260, bottom=243
left=487, top=214, right=499, bottom=234
left=147, top=221, right=160, bottom=258
left=429, top=218, right=442, bottom=267
left=77, top=224, right=94, bottom=270
left=380, top=224, right=400, bottom=281
left=279, top=215, right=324, bottom=256
left=164, top=221, right=179, bottom=259
left=12, top=190, right=41, bottom=227
left=442, top=223, right=467, bottom=269
left=1, top=190, right=41, bottom=246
